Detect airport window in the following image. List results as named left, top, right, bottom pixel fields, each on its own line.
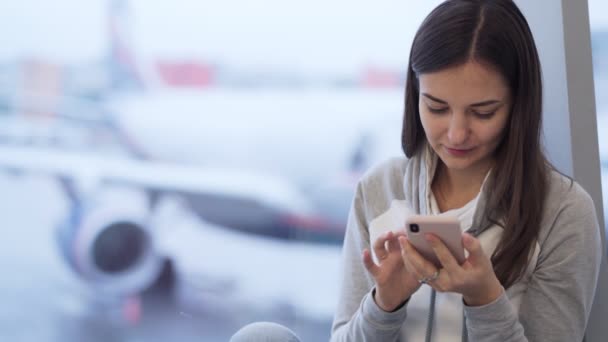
left=0, top=0, right=441, bottom=340
left=4, top=1, right=604, bottom=340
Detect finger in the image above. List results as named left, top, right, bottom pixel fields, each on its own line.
left=428, top=272, right=447, bottom=292
left=386, top=232, right=403, bottom=254
left=430, top=266, right=454, bottom=291
left=399, top=237, right=434, bottom=279
left=362, top=249, right=380, bottom=277
left=373, top=232, right=390, bottom=261
left=398, top=235, right=408, bottom=256
left=401, top=237, right=433, bottom=269
left=399, top=239, right=422, bottom=277
left=425, top=233, right=460, bottom=272
left=398, top=236, right=413, bottom=262
left=462, top=233, right=486, bottom=263
left=398, top=237, right=414, bottom=271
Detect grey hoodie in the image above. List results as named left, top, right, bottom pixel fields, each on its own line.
left=330, top=151, right=602, bottom=342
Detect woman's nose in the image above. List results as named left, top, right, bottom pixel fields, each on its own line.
left=446, top=114, right=469, bottom=145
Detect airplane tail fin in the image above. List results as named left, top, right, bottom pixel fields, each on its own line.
left=107, top=0, right=144, bottom=91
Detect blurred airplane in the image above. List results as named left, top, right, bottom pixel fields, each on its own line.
left=0, top=0, right=402, bottom=301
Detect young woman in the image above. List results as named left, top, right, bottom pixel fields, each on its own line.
left=231, top=0, right=602, bottom=341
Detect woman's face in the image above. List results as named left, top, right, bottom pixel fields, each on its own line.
left=418, top=61, right=511, bottom=176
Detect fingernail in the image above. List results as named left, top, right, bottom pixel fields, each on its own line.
left=424, top=233, right=435, bottom=242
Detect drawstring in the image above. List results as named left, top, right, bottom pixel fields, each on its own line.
left=425, top=289, right=436, bottom=342
left=424, top=289, right=469, bottom=342
left=462, top=309, right=468, bottom=342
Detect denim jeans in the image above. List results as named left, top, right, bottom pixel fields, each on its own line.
left=230, top=322, right=301, bottom=342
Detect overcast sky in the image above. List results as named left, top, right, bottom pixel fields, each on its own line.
left=0, top=0, right=606, bottom=70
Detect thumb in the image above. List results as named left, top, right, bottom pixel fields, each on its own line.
left=463, top=233, right=486, bottom=263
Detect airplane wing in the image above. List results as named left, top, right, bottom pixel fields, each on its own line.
left=0, top=144, right=314, bottom=216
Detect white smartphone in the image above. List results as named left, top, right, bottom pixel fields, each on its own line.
left=405, top=215, right=466, bottom=268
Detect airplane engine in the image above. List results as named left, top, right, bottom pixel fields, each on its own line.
left=56, top=187, right=164, bottom=296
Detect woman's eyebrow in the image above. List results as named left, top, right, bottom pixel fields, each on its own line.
left=421, top=93, right=448, bottom=104
left=421, top=93, right=501, bottom=107
left=469, top=99, right=502, bottom=107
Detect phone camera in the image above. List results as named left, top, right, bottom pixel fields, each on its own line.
left=409, top=224, right=420, bottom=233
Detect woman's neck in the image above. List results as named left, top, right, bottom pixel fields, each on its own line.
left=432, top=161, right=490, bottom=212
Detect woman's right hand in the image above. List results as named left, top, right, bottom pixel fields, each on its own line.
left=362, top=231, right=421, bottom=312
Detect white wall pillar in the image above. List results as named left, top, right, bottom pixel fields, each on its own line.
left=515, top=0, right=608, bottom=340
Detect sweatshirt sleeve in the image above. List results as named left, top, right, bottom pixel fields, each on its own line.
left=464, top=183, right=602, bottom=341
left=330, top=181, right=408, bottom=342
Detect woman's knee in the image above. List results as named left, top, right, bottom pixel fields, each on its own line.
left=230, top=322, right=301, bottom=342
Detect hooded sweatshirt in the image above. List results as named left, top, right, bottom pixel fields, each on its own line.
left=330, top=146, right=602, bottom=341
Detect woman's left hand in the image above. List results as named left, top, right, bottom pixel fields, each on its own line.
left=398, top=232, right=504, bottom=306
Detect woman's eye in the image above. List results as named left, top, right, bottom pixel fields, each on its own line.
left=473, top=110, right=497, bottom=119
left=428, top=107, right=448, bottom=114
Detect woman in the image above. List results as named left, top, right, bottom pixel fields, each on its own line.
left=232, top=0, right=602, bottom=341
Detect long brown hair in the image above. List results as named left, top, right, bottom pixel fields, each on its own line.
left=402, top=0, right=548, bottom=288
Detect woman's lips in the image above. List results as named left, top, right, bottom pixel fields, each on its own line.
left=445, top=146, right=474, bottom=157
